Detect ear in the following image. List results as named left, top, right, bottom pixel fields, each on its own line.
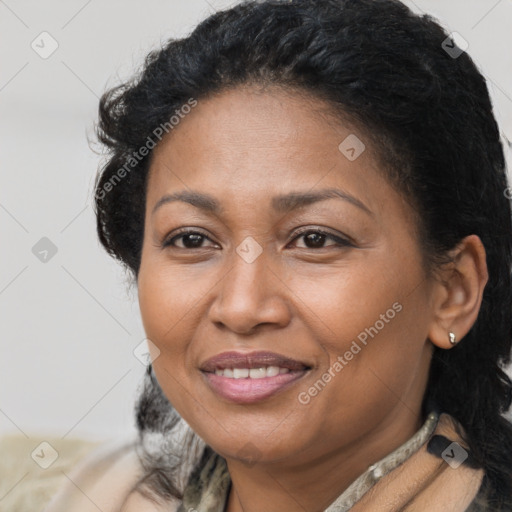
left=427, top=234, right=488, bottom=349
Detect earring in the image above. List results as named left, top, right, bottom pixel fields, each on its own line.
left=448, top=331, right=457, bottom=345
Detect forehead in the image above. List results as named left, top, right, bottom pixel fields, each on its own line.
left=145, top=86, right=412, bottom=228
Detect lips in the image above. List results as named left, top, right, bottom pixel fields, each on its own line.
left=199, top=350, right=312, bottom=404
left=200, top=350, right=311, bottom=373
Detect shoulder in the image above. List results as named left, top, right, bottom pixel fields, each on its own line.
left=43, top=438, right=181, bottom=512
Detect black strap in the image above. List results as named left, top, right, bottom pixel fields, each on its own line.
left=427, top=434, right=481, bottom=469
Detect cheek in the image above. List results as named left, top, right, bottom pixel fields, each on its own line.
left=295, top=253, right=429, bottom=411
left=137, top=259, right=203, bottom=341
left=137, top=262, right=193, bottom=365
left=291, top=254, right=411, bottom=345
left=137, top=267, right=200, bottom=414
left=307, top=288, right=429, bottom=419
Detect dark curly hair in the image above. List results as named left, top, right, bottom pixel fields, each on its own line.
left=93, top=0, right=512, bottom=508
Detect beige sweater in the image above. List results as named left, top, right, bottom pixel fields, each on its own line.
left=0, top=414, right=489, bottom=512
left=12, top=412, right=489, bottom=512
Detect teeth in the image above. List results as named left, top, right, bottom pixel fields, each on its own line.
left=213, top=366, right=292, bottom=378
left=267, top=366, right=280, bottom=377
left=233, top=368, right=249, bottom=379
left=249, top=367, right=267, bottom=379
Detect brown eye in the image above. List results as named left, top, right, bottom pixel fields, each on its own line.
left=162, top=227, right=352, bottom=251
left=290, top=228, right=353, bottom=249
left=163, top=229, right=216, bottom=249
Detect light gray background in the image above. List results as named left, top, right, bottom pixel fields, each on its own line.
left=1, top=0, right=512, bottom=443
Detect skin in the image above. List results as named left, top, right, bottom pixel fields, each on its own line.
left=137, top=85, right=488, bottom=512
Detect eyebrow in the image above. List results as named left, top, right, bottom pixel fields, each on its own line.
left=151, top=188, right=373, bottom=217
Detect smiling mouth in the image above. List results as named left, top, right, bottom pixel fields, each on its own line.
left=202, top=368, right=309, bottom=404
left=199, top=350, right=312, bottom=404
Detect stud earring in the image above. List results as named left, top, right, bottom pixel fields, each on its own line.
left=448, top=331, right=457, bottom=345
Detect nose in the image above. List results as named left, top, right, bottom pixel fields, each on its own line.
left=207, top=245, right=292, bottom=335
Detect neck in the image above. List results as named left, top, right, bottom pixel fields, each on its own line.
left=224, top=403, right=424, bottom=512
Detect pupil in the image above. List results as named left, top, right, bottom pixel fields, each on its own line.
left=306, top=233, right=324, bottom=248
left=185, top=234, right=203, bottom=247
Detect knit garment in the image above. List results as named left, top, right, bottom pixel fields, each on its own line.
left=176, top=411, right=486, bottom=512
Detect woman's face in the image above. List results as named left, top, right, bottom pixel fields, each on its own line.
left=137, top=86, right=436, bottom=467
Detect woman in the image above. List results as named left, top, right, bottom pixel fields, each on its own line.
left=44, top=0, right=512, bottom=510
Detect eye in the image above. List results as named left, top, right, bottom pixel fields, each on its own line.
left=162, top=229, right=218, bottom=249
left=289, top=227, right=353, bottom=249
left=162, top=227, right=353, bottom=251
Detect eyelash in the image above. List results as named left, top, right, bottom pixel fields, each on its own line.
left=162, top=227, right=353, bottom=250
